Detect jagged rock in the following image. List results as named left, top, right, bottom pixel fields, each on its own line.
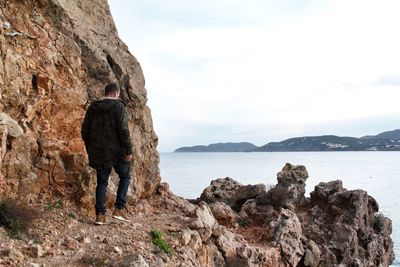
left=187, top=217, right=204, bottom=230
left=194, top=201, right=216, bottom=230
left=256, top=185, right=290, bottom=211
left=0, top=0, right=160, bottom=211
left=310, top=180, right=345, bottom=204
left=239, top=198, right=276, bottom=226
left=187, top=231, right=202, bottom=252
left=275, top=163, right=308, bottom=205
left=270, top=208, right=304, bottom=267
left=200, top=177, right=266, bottom=211
left=197, top=242, right=225, bottom=267
left=303, top=239, right=321, bottom=267
left=301, top=184, right=395, bottom=266
left=209, top=201, right=237, bottom=227
left=200, top=177, right=241, bottom=203
left=0, top=112, right=23, bottom=137
left=180, top=230, right=192, bottom=246
left=213, top=225, right=284, bottom=267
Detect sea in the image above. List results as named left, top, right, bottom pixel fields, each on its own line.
left=159, top=152, right=400, bottom=266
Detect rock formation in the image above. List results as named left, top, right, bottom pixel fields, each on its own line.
left=0, top=0, right=160, bottom=213
left=0, top=1, right=395, bottom=267
left=198, top=163, right=395, bottom=266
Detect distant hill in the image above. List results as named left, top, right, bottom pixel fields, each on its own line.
left=361, top=129, right=400, bottom=140
left=175, top=129, right=400, bottom=152
left=255, top=135, right=400, bottom=151
left=175, top=142, right=258, bottom=152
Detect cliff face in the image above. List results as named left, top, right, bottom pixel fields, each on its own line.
left=0, top=0, right=160, bottom=211
left=0, top=2, right=395, bottom=267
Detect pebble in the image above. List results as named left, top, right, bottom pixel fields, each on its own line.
left=77, top=236, right=91, bottom=244
left=30, top=244, right=44, bottom=258
left=3, top=21, right=11, bottom=29
left=113, top=246, right=122, bottom=254
left=64, top=238, right=79, bottom=250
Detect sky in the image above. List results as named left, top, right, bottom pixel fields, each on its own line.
left=108, top=0, right=400, bottom=152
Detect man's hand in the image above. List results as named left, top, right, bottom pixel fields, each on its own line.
left=124, top=154, right=133, bottom=162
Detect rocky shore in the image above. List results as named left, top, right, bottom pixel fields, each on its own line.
left=0, top=1, right=395, bottom=266
left=0, top=163, right=395, bottom=266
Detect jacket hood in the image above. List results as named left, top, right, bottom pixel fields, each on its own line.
left=90, top=98, right=120, bottom=114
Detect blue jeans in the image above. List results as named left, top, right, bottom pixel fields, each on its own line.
left=95, top=160, right=131, bottom=215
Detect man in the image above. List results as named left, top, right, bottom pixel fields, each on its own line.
left=81, top=82, right=133, bottom=225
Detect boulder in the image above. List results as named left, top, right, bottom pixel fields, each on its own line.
left=195, top=201, right=217, bottom=230
left=275, top=163, right=308, bottom=205
left=302, top=185, right=395, bottom=266
left=303, top=239, right=321, bottom=267
left=209, top=201, right=237, bottom=227
left=0, top=112, right=23, bottom=137
left=200, top=177, right=241, bottom=204
left=200, top=177, right=266, bottom=211
left=270, top=208, right=304, bottom=267
left=310, top=180, right=345, bottom=204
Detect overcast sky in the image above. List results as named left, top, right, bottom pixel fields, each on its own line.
left=109, top=0, right=400, bottom=152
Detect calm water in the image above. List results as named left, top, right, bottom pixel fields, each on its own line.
left=160, top=152, right=400, bottom=266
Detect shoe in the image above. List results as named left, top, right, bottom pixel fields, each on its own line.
left=112, top=208, right=130, bottom=222
left=95, top=214, right=106, bottom=225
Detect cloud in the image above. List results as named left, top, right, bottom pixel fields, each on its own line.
left=109, top=0, right=400, bottom=152
left=373, top=74, right=400, bottom=86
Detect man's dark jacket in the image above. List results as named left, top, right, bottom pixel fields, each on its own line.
left=81, top=98, right=133, bottom=169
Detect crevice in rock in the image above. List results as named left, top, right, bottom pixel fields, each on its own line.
left=122, top=74, right=134, bottom=102
left=32, top=74, right=38, bottom=92
left=106, top=54, right=123, bottom=80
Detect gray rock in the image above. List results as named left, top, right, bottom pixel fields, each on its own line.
left=302, top=185, right=394, bottom=266
left=304, top=240, right=321, bottom=267
left=275, top=163, right=308, bottom=205
left=310, top=180, right=345, bottom=204
left=2, top=21, right=11, bottom=29
left=0, top=112, right=23, bottom=137
left=195, top=201, right=216, bottom=229
left=200, top=177, right=266, bottom=211
left=270, top=208, right=304, bottom=267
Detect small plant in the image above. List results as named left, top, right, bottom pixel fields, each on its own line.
left=167, top=230, right=177, bottom=237
left=68, top=213, right=77, bottom=219
left=237, top=218, right=248, bottom=227
left=78, top=217, right=88, bottom=224
left=44, top=200, right=63, bottom=211
left=0, top=200, right=38, bottom=240
left=150, top=229, right=173, bottom=255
